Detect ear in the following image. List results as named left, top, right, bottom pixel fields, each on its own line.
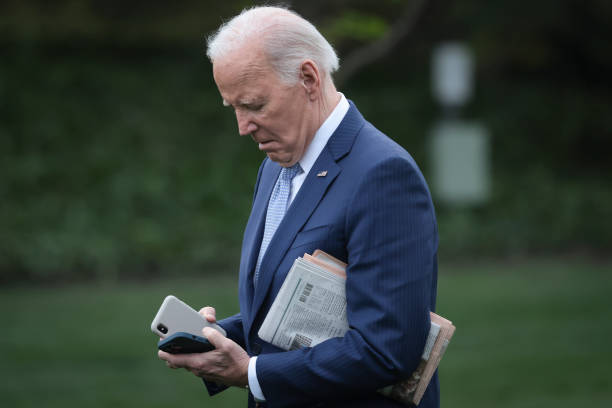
left=299, top=60, right=321, bottom=101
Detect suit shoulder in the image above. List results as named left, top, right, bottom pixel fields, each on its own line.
left=350, top=120, right=420, bottom=172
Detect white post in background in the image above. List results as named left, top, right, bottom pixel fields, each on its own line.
left=430, top=43, right=490, bottom=205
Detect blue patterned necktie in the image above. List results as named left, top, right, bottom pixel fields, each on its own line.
left=254, top=163, right=302, bottom=285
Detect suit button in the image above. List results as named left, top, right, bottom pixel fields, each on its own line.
left=251, top=343, right=262, bottom=355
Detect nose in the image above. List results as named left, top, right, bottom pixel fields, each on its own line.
left=236, top=109, right=258, bottom=136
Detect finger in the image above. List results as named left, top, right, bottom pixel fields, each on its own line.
left=202, top=326, right=225, bottom=348
left=159, top=350, right=178, bottom=369
left=159, top=350, right=185, bottom=367
left=199, top=306, right=217, bottom=323
left=163, top=351, right=204, bottom=370
left=187, top=367, right=208, bottom=378
left=158, top=350, right=171, bottom=361
left=157, top=350, right=178, bottom=368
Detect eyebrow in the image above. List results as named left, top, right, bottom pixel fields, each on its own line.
left=223, top=98, right=263, bottom=108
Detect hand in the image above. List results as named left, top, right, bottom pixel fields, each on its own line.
left=199, top=306, right=217, bottom=324
left=158, top=309, right=250, bottom=388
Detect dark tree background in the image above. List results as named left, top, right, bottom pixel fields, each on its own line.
left=1, top=0, right=611, bottom=283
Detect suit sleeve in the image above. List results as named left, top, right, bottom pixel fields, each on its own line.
left=217, top=313, right=245, bottom=347
left=202, top=313, right=245, bottom=396
left=255, top=157, right=438, bottom=407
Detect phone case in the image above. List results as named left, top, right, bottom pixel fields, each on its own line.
left=158, top=332, right=215, bottom=354
left=150, top=295, right=227, bottom=338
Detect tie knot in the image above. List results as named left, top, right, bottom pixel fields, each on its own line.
left=281, top=163, right=301, bottom=181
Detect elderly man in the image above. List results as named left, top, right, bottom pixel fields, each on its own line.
left=159, top=6, right=439, bottom=408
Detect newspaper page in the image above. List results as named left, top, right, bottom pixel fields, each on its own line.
left=258, top=257, right=349, bottom=350
left=411, top=315, right=456, bottom=405
left=259, top=250, right=455, bottom=406
left=380, top=316, right=456, bottom=405
left=378, top=322, right=440, bottom=401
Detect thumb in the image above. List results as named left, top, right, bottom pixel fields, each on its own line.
left=202, top=326, right=225, bottom=348
left=199, top=306, right=217, bottom=323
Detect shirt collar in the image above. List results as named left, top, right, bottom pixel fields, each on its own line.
left=299, top=93, right=350, bottom=176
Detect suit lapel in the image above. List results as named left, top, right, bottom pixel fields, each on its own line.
left=238, top=162, right=281, bottom=321
left=249, top=148, right=341, bottom=328
left=244, top=101, right=366, bottom=334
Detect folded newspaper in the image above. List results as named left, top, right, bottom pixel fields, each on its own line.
left=258, top=250, right=455, bottom=406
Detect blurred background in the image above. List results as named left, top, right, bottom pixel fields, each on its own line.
left=1, top=0, right=611, bottom=407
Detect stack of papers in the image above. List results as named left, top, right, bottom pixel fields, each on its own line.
left=259, top=250, right=455, bottom=406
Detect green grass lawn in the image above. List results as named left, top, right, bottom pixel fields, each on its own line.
left=2, top=259, right=611, bottom=407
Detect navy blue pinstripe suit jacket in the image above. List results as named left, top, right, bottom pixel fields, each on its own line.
left=208, top=101, right=439, bottom=407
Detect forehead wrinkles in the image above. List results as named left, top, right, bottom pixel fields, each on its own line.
left=234, top=62, right=268, bottom=87
left=220, top=59, right=276, bottom=105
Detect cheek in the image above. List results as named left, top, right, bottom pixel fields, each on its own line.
left=264, top=104, right=305, bottom=152
left=282, top=131, right=302, bottom=150
left=282, top=110, right=308, bottom=147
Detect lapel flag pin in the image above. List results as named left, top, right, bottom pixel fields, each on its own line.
left=317, top=170, right=328, bottom=177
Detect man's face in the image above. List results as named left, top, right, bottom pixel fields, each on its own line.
left=212, top=49, right=317, bottom=167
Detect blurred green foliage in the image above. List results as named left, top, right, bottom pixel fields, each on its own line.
left=324, top=10, right=389, bottom=43
left=1, top=0, right=611, bottom=282
left=1, top=54, right=263, bottom=282
left=1, top=261, right=610, bottom=406
left=0, top=0, right=241, bottom=45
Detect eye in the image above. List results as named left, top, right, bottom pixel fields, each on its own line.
left=247, top=103, right=264, bottom=112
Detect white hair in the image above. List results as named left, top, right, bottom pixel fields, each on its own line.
left=206, top=6, right=339, bottom=84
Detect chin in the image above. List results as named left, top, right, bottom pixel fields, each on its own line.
left=266, top=152, right=294, bottom=167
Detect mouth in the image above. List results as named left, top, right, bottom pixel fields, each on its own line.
left=255, top=139, right=274, bottom=151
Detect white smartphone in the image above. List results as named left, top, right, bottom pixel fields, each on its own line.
left=150, top=295, right=227, bottom=338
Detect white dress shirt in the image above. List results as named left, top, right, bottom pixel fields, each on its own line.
left=248, top=93, right=350, bottom=401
